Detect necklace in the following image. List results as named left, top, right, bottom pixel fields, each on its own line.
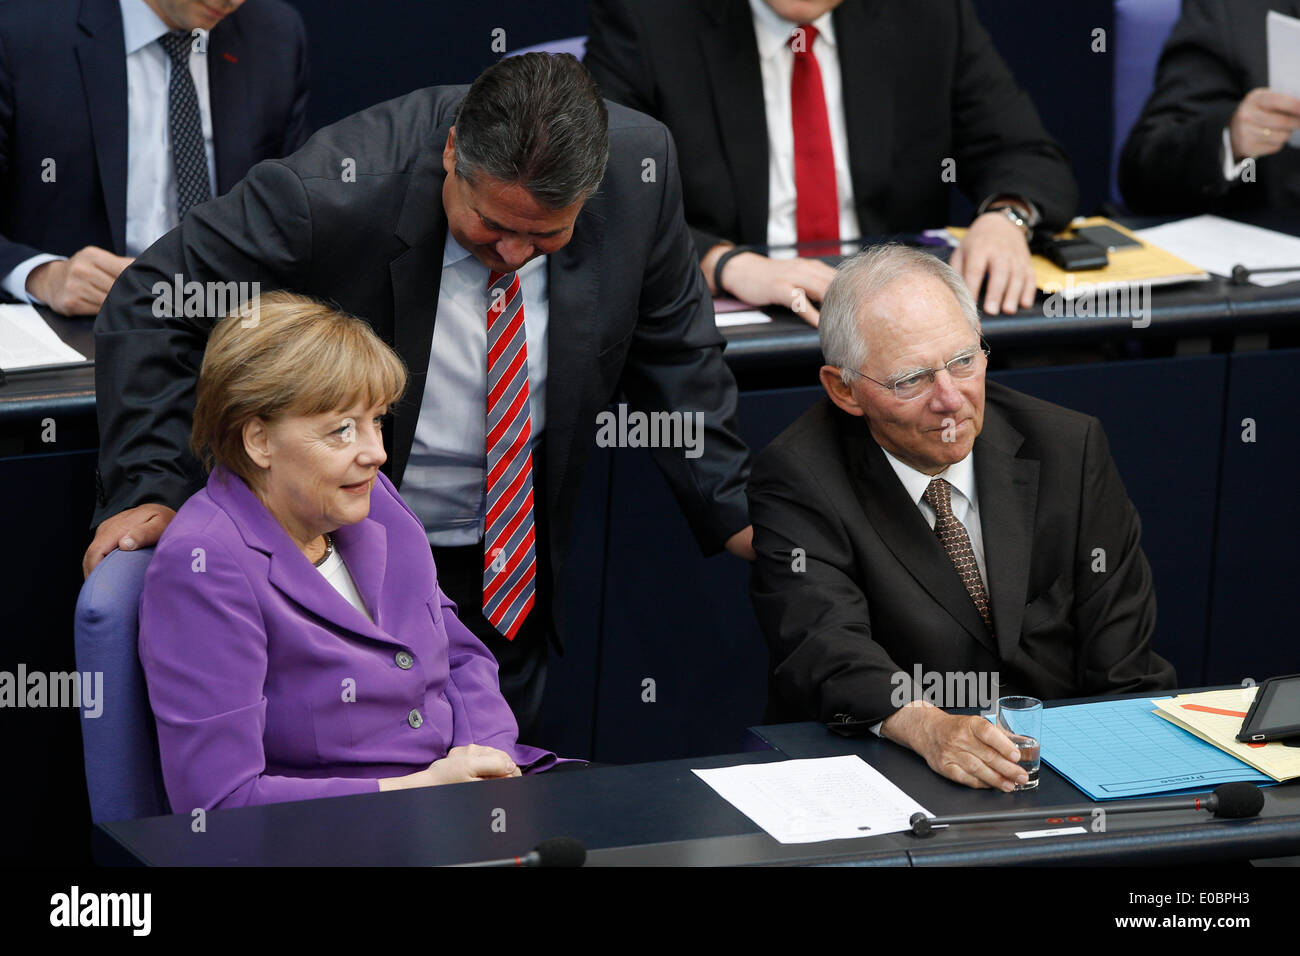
left=312, top=532, right=334, bottom=568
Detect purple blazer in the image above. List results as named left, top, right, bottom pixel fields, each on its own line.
left=138, top=465, right=556, bottom=812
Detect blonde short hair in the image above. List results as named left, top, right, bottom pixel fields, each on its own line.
left=191, top=291, right=407, bottom=485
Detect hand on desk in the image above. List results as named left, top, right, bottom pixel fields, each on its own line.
left=1228, top=88, right=1300, bottom=163
left=27, top=246, right=133, bottom=316
left=880, top=700, right=1028, bottom=791
left=705, top=246, right=836, bottom=328
left=82, top=503, right=177, bottom=579
left=949, top=212, right=1036, bottom=316
left=379, top=745, right=522, bottom=791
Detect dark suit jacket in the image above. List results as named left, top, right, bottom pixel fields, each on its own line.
left=0, top=0, right=310, bottom=286
left=1120, top=0, right=1300, bottom=216
left=92, top=86, right=752, bottom=648
left=749, top=383, right=1175, bottom=729
left=584, top=0, right=1078, bottom=261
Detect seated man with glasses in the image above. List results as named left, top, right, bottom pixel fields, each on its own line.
left=748, top=243, right=1175, bottom=791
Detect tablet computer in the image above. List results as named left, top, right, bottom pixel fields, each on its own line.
left=1236, top=674, right=1300, bottom=743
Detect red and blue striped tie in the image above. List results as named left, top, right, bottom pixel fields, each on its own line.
left=483, top=270, right=536, bottom=640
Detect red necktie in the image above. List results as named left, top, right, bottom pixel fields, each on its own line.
left=789, top=24, right=839, bottom=249
left=483, top=270, right=536, bottom=640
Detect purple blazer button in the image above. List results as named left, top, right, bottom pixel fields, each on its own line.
left=395, top=651, right=414, bottom=670
left=407, top=709, right=423, bottom=729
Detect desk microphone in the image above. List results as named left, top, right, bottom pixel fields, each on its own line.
left=456, top=836, right=587, bottom=867
left=1231, top=263, right=1300, bottom=284
left=908, top=782, right=1264, bottom=837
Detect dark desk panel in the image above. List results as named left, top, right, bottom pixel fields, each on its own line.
left=750, top=720, right=1300, bottom=866
left=1207, top=349, right=1300, bottom=683
left=95, top=713, right=1300, bottom=867
left=93, top=750, right=796, bottom=867
left=723, top=276, right=1300, bottom=373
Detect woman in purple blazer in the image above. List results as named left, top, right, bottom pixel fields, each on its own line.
left=139, top=292, right=556, bottom=812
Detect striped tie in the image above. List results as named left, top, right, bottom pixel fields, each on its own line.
left=483, top=270, right=536, bottom=640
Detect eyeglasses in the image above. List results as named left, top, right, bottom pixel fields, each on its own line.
left=842, top=341, right=990, bottom=401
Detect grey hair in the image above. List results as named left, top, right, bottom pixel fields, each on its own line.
left=819, top=243, right=981, bottom=385
left=453, top=52, right=609, bottom=209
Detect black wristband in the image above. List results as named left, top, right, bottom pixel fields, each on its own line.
left=712, top=245, right=752, bottom=297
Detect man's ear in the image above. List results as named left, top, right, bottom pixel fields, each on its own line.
left=442, top=126, right=457, bottom=177
left=242, top=417, right=272, bottom=470
left=820, top=365, right=865, bottom=417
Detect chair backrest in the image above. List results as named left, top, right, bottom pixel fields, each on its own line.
left=73, top=547, right=169, bottom=823
left=1111, top=0, right=1184, bottom=209
left=507, top=35, right=588, bottom=59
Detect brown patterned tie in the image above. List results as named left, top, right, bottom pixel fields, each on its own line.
left=923, top=478, right=992, bottom=632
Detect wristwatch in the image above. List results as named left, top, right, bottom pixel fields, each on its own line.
left=976, top=195, right=1040, bottom=240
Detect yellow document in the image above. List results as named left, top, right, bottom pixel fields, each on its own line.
left=1152, top=688, right=1300, bottom=782
left=947, top=216, right=1209, bottom=294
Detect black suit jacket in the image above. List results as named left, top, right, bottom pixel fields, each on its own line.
left=584, top=0, right=1078, bottom=261
left=92, top=87, right=752, bottom=647
left=1120, top=0, right=1300, bottom=216
left=749, top=383, right=1175, bottom=729
left=0, top=0, right=310, bottom=285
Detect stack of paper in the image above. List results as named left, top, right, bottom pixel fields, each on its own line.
left=0, top=304, right=87, bottom=370
left=1153, top=688, right=1300, bottom=782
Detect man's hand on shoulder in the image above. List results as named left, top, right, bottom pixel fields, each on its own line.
left=949, top=212, right=1036, bottom=316
left=880, top=700, right=1028, bottom=791
left=27, top=246, right=134, bottom=317
left=83, top=503, right=177, bottom=579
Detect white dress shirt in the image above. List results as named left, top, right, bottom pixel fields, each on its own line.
left=2, top=0, right=216, bottom=303
left=1221, top=127, right=1255, bottom=182
left=747, top=0, right=860, bottom=255
left=401, top=232, right=549, bottom=546
left=869, top=447, right=986, bottom=736
left=882, top=447, right=987, bottom=591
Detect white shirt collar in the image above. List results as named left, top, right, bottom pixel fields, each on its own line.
left=747, top=0, right=839, bottom=61
left=442, top=230, right=475, bottom=269
left=120, top=0, right=173, bottom=56
left=882, top=445, right=978, bottom=511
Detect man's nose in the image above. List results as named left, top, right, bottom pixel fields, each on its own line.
left=929, top=370, right=964, bottom=410
left=495, top=237, right=534, bottom=269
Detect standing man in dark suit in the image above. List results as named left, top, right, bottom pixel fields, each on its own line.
left=749, top=244, right=1174, bottom=790
left=584, top=0, right=1078, bottom=324
left=0, top=0, right=309, bottom=315
left=1120, top=0, right=1300, bottom=216
left=84, top=54, right=754, bottom=739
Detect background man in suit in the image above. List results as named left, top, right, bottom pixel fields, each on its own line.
left=1120, top=0, right=1300, bottom=216
left=749, top=244, right=1174, bottom=790
left=0, top=0, right=310, bottom=315
left=84, top=54, right=754, bottom=739
left=584, top=0, right=1078, bottom=324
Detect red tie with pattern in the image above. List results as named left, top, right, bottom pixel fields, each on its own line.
left=789, top=24, right=839, bottom=249
left=923, top=478, right=993, bottom=633
left=483, top=270, right=536, bottom=640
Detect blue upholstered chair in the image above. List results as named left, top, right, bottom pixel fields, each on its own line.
left=1110, top=0, right=1184, bottom=210
left=73, top=547, right=170, bottom=823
